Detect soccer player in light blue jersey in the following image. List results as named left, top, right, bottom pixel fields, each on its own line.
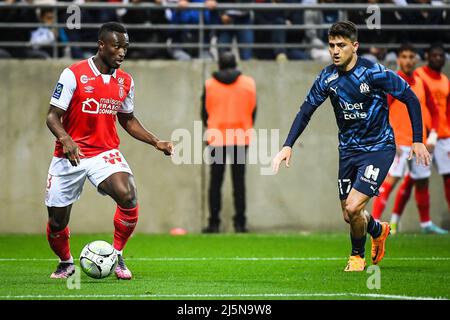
left=272, top=21, right=431, bottom=272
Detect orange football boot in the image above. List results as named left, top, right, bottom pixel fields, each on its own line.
left=371, top=222, right=391, bottom=265
left=344, top=255, right=366, bottom=272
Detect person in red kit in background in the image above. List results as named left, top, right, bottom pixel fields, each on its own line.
left=386, top=43, right=450, bottom=234
left=372, top=43, right=448, bottom=234
left=45, top=22, right=173, bottom=279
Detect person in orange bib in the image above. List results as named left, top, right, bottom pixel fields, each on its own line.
left=371, top=43, right=447, bottom=234
left=201, top=52, right=257, bottom=233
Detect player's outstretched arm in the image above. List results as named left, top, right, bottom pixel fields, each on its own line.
left=46, top=105, right=84, bottom=166
left=272, top=101, right=320, bottom=174
left=272, top=146, right=292, bottom=174
left=117, top=112, right=173, bottom=156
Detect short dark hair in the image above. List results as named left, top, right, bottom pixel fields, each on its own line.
left=397, top=43, right=416, bottom=55
left=328, top=21, right=358, bottom=42
left=98, top=22, right=127, bottom=41
left=218, top=51, right=237, bottom=70
left=428, top=42, right=445, bottom=54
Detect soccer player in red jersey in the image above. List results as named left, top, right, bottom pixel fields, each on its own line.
left=45, top=22, right=173, bottom=279
left=414, top=44, right=450, bottom=224
left=371, top=44, right=447, bottom=234
left=377, top=44, right=450, bottom=234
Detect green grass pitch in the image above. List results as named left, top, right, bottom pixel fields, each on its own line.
left=0, top=233, right=449, bottom=300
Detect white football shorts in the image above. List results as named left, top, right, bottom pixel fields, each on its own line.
left=388, top=145, right=431, bottom=180
left=434, top=137, right=450, bottom=175
left=45, top=149, right=133, bottom=207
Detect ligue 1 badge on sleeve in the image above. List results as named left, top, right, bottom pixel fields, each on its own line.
left=52, top=82, right=64, bottom=99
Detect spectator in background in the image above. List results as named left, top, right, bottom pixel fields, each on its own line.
left=121, top=0, right=172, bottom=59
left=284, top=0, right=309, bottom=60
left=0, top=0, right=40, bottom=58
left=402, top=0, right=447, bottom=53
left=217, top=0, right=254, bottom=60
left=348, top=0, right=405, bottom=63
left=201, top=52, right=257, bottom=233
left=254, top=0, right=308, bottom=61
left=303, top=0, right=345, bottom=62
left=30, top=7, right=70, bottom=58
left=64, top=0, right=119, bottom=59
left=166, top=0, right=219, bottom=60
left=254, top=0, right=287, bottom=60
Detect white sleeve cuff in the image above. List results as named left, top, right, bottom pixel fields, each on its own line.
left=49, top=68, right=76, bottom=110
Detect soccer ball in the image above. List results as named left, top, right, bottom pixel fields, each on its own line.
left=79, top=240, right=118, bottom=279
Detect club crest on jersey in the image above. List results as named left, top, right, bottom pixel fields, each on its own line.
left=118, top=77, right=125, bottom=85
left=52, top=82, right=63, bottom=99
left=360, top=82, right=370, bottom=94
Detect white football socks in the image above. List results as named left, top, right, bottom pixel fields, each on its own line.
left=420, top=221, right=432, bottom=228
left=390, top=213, right=400, bottom=224
left=60, top=256, right=74, bottom=264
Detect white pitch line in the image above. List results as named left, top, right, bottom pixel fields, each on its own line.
left=0, top=257, right=449, bottom=262
left=131, top=257, right=450, bottom=261
left=0, top=293, right=447, bottom=300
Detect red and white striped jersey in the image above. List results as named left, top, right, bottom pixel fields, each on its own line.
left=50, top=57, right=134, bottom=158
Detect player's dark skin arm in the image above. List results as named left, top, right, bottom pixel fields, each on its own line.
left=117, top=112, right=173, bottom=156
left=46, top=105, right=83, bottom=166
left=46, top=106, right=81, bottom=231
